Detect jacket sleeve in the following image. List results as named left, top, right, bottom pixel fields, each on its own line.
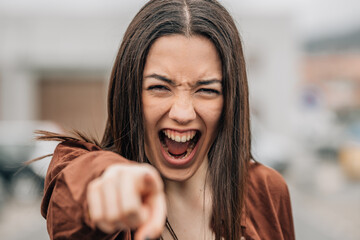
left=41, top=140, right=131, bottom=240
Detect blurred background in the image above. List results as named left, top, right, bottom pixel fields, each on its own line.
left=0, top=0, right=359, bottom=239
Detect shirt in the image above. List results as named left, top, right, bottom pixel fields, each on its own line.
left=41, top=140, right=295, bottom=240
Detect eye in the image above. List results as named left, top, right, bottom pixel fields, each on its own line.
left=147, top=85, right=170, bottom=92
left=197, top=88, right=221, bottom=95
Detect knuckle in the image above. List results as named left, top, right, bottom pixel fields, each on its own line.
left=142, top=164, right=160, bottom=178
left=143, top=166, right=163, bottom=191
left=101, top=176, right=114, bottom=187
left=106, top=211, right=120, bottom=223
left=88, top=179, right=101, bottom=191
left=149, top=224, right=164, bottom=237
left=90, top=210, right=102, bottom=222
left=123, top=210, right=141, bottom=229
left=142, top=163, right=156, bottom=172
left=154, top=226, right=163, bottom=234
left=103, top=164, right=124, bottom=178
left=97, top=222, right=116, bottom=234
left=122, top=207, right=138, bottom=218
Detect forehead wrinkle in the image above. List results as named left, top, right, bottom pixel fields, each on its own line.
left=175, top=77, right=222, bottom=90
left=145, top=72, right=222, bottom=89
left=172, top=67, right=221, bottom=85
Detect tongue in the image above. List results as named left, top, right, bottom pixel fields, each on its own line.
left=164, top=137, right=190, bottom=156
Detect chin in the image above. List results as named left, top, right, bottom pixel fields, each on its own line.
left=156, top=165, right=198, bottom=182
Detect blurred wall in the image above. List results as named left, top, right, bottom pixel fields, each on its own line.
left=39, top=74, right=107, bottom=135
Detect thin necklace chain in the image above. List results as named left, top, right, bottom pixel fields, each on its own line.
left=161, top=172, right=209, bottom=240
left=160, top=218, right=178, bottom=240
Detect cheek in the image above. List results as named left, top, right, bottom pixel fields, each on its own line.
left=142, top=94, right=170, bottom=135
left=196, top=99, right=223, bottom=129
left=143, top=104, right=167, bottom=129
left=142, top=95, right=159, bottom=127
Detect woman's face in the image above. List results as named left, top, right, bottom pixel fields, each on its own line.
left=142, top=34, right=223, bottom=181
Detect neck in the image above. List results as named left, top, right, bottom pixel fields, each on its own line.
left=163, top=158, right=214, bottom=239
left=165, top=158, right=211, bottom=209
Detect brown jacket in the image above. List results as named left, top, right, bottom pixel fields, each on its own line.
left=41, top=140, right=295, bottom=240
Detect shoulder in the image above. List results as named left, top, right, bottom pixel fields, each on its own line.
left=54, top=140, right=102, bottom=156
left=244, top=162, right=295, bottom=239
left=50, top=140, right=103, bottom=165
left=47, top=140, right=123, bottom=185
left=247, top=161, right=289, bottom=196
left=246, top=161, right=292, bottom=213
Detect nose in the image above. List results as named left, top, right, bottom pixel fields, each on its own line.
left=169, top=96, right=196, bottom=124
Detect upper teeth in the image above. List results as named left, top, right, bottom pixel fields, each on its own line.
left=163, top=130, right=196, bottom=143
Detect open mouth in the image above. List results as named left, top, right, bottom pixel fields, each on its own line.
left=159, top=129, right=201, bottom=160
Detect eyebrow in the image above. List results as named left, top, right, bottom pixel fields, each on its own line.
left=144, top=74, right=175, bottom=85
left=144, top=74, right=222, bottom=87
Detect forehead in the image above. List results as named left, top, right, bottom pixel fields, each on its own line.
left=143, top=34, right=222, bottom=82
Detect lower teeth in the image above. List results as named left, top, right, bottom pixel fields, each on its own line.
left=163, top=141, right=195, bottom=159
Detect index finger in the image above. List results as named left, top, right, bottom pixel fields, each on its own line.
left=135, top=173, right=166, bottom=240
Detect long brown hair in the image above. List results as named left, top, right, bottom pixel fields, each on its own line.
left=38, top=0, right=251, bottom=239
left=102, top=0, right=250, bottom=239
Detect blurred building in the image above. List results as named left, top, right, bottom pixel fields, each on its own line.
left=301, top=27, right=360, bottom=180
left=303, top=28, right=360, bottom=112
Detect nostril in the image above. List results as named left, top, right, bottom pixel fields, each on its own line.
left=168, top=102, right=196, bottom=124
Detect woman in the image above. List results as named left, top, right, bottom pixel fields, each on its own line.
left=39, top=0, right=295, bottom=239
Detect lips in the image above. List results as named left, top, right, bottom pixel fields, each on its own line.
left=159, top=129, right=201, bottom=166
